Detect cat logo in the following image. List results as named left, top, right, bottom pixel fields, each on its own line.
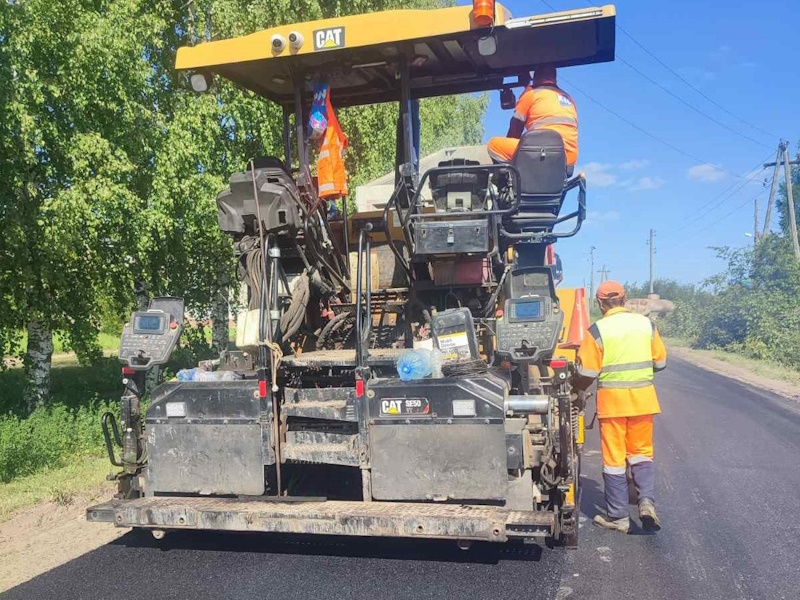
left=381, top=399, right=403, bottom=415
left=313, top=27, right=345, bottom=51
left=379, top=397, right=431, bottom=417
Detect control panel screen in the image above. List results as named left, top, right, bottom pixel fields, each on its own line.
left=512, top=300, right=541, bottom=320
left=134, top=314, right=164, bottom=333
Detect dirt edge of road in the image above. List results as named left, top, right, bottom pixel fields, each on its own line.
left=0, top=486, right=127, bottom=593
left=668, top=344, right=800, bottom=401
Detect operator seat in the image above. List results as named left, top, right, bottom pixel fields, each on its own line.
left=505, top=130, right=570, bottom=232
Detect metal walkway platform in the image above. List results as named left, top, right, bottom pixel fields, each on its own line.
left=87, top=497, right=555, bottom=542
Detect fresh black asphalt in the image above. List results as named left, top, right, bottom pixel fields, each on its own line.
left=5, top=357, right=800, bottom=600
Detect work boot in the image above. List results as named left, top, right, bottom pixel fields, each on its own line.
left=638, top=499, right=661, bottom=532
left=592, top=514, right=630, bottom=533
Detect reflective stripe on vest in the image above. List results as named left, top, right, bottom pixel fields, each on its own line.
left=531, top=116, right=579, bottom=128
left=594, top=311, right=655, bottom=389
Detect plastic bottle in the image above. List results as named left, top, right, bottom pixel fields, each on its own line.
left=430, top=348, right=444, bottom=379
left=396, top=349, right=432, bottom=381
left=176, top=368, right=237, bottom=382
left=176, top=368, right=197, bottom=382
left=195, top=370, right=237, bottom=382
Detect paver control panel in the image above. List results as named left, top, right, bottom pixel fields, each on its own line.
left=119, top=297, right=184, bottom=370
left=496, top=296, right=562, bottom=362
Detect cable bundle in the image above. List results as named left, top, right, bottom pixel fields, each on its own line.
left=441, top=358, right=489, bottom=377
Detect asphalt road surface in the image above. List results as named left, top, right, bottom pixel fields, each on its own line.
left=6, top=357, right=800, bottom=600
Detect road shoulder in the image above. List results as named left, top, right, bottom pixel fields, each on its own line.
left=667, top=344, right=800, bottom=402
left=0, top=466, right=125, bottom=593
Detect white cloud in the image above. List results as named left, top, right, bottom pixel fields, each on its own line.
left=578, top=160, right=665, bottom=192
left=588, top=210, right=620, bottom=222
left=688, top=163, right=727, bottom=183
left=628, top=176, right=665, bottom=191
left=581, top=162, right=617, bottom=187
left=619, top=159, right=651, bottom=170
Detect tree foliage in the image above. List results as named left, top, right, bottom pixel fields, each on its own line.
left=646, top=148, right=800, bottom=369
left=0, top=0, right=488, bottom=407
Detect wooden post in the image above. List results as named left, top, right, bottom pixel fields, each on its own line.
left=753, top=198, right=759, bottom=246
left=649, top=229, right=655, bottom=294
left=784, top=147, right=800, bottom=261
left=762, top=143, right=783, bottom=238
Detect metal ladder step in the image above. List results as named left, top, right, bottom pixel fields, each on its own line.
left=283, top=387, right=356, bottom=421
left=282, top=432, right=360, bottom=467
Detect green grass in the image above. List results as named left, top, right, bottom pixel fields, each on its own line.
left=0, top=455, right=111, bottom=522
left=662, top=336, right=692, bottom=348
left=8, top=329, right=120, bottom=358
left=0, top=400, right=117, bottom=482
left=0, top=357, right=123, bottom=415
left=0, top=325, right=220, bottom=491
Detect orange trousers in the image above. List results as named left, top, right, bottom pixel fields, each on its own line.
left=487, top=137, right=520, bottom=162
left=599, top=415, right=654, bottom=475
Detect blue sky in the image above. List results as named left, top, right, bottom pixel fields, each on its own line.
left=459, top=0, right=798, bottom=289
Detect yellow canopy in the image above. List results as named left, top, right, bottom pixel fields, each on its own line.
left=176, top=4, right=616, bottom=107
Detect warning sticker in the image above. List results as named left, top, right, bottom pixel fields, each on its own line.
left=437, top=331, right=471, bottom=361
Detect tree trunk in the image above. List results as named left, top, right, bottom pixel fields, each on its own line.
left=211, top=274, right=230, bottom=357
left=134, top=277, right=150, bottom=311
left=24, top=320, right=53, bottom=413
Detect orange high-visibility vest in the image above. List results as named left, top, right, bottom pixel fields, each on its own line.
left=317, top=92, right=348, bottom=199
left=513, top=85, right=579, bottom=165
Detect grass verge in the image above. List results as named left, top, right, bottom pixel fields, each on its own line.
left=0, top=455, right=112, bottom=523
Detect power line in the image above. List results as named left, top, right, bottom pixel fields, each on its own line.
left=554, top=0, right=780, bottom=141
left=538, top=0, right=778, bottom=147
left=689, top=192, right=764, bottom=237
left=616, top=56, right=772, bottom=150
left=562, top=77, right=725, bottom=168
left=670, top=151, right=773, bottom=235
left=612, top=24, right=780, bottom=141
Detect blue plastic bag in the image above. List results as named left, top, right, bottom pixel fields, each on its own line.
left=308, top=83, right=329, bottom=141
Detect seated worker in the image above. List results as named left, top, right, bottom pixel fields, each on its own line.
left=487, top=66, right=579, bottom=176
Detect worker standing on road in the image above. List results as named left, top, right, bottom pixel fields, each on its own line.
left=576, top=281, right=667, bottom=533
left=487, top=65, right=579, bottom=173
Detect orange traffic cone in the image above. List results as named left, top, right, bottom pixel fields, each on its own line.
left=562, top=288, right=590, bottom=349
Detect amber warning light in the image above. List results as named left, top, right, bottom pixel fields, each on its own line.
left=473, top=0, right=495, bottom=27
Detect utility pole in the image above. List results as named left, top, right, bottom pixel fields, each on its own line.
left=762, top=141, right=784, bottom=238
left=783, top=145, right=800, bottom=261
left=753, top=198, right=759, bottom=247
left=762, top=140, right=800, bottom=261
left=647, top=229, right=656, bottom=295
left=588, top=246, right=596, bottom=299
left=598, top=265, right=610, bottom=283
